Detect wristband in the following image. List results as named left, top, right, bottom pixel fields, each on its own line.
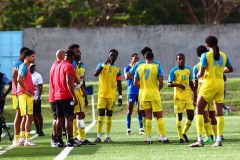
left=119, top=95, right=122, bottom=99
left=101, top=63, right=105, bottom=67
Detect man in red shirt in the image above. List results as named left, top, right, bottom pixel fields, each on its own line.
left=54, top=49, right=78, bottom=147
left=49, top=49, right=65, bottom=147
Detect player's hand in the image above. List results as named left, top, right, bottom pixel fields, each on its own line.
left=84, top=100, right=88, bottom=107
left=118, top=98, right=122, bottom=106
left=73, top=97, right=78, bottom=106
left=105, top=57, right=112, bottom=65
left=25, top=90, right=32, bottom=97
left=179, top=84, right=186, bottom=90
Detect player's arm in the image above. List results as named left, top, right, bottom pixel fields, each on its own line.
left=17, top=70, right=31, bottom=96
left=82, top=78, right=88, bottom=106
left=167, top=69, right=185, bottom=90
left=189, top=81, right=197, bottom=105
left=124, top=66, right=130, bottom=80
left=158, top=77, right=164, bottom=91
left=94, top=58, right=111, bottom=77
left=12, top=69, right=18, bottom=92
left=224, top=57, right=233, bottom=73
left=198, top=53, right=207, bottom=78
left=1, top=80, right=12, bottom=100
left=192, top=65, right=198, bottom=91
left=117, top=74, right=122, bottom=106
left=133, top=70, right=140, bottom=88
left=66, top=73, right=78, bottom=106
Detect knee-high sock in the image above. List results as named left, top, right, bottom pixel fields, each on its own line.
left=182, top=119, right=192, bottom=134
left=216, top=116, right=225, bottom=136
left=79, top=129, right=86, bottom=140
left=73, top=119, right=77, bottom=138
left=126, top=113, right=131, bottom=130
left=146, top=119, right=152, bottom=137
left=138, top=113, right=143, bottom=129
left=211, top=124, right=217, bottom=137
left=154, top=117, right=161, bottom=135
left=106, top=116, right=112, bottom=135
left=157, top=118, right=166, bottom=137
left=204, top=122, right=211, bottom=138
left=176, top=118, right=182, bottom=139
left=142, top=117, right=146, bottom=132
left=196, top=115, right=204, bottom=137
left=97, top=116, right=104, bottom=135
left=20, top=131, right=25, bottom=139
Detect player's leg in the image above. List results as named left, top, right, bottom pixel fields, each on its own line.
left=143, top=101, right=152, bottom=144
left=174, top=101, right=184, bottom=143
left=12, top=95, right=22, bottom=145
left=126, top=96, right=134, bottom=135
left=182, top=107, right=194, bottom=143
left=104, top=98, right=114, bottom=142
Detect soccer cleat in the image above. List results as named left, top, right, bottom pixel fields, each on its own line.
left=12, top=139, right=19, bottom=146
left=57, top=138, right=66, bottom=147
left=38, top=131, right=45, bottom=136
left=73, top=138, right=81, bottom=146
left=212, top=141, right=222, bottom=147
left=144, top=140, right=153, bottom=144
left=51, top=140, right=58, bottom=147
left=163, top=139, right=171, bottom=144
left=94, top=137, right=102, bottom=143
left=126, top=130, right=131, bottom=135
left=179, top=138, right=185, bottom=143
left=104, top=137, right=113, bottom=143
left=139, top=130, right=146, bottom=135
left=158, top=135, right=163, bottom=142
left=66, top=140, right=77, bottom=147
left=188, top=141, right=204, bottom=147
left=182, top=134, right=189, bottom=143
left=203, top=137, right=213, bottom=143
left=24, top=140, right=37, bottom=146
left=81, top=139, right=96, bottom=145
left=18, top=139, right=25, bottom=146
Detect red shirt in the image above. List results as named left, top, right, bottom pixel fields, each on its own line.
left=54, top=60, right=75, bottom=100
left=49, top=60, right=60, bottom=102
left=17, top=63, right=34, bottom=96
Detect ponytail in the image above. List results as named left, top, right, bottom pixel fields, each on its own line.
left=212, top=45, right=220, bottom=60
left=205, top=36, right=219, bottom=60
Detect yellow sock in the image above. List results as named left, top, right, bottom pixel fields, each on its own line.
left=73, top=119, right=77, bottom=138
left=216, top=116, right=225, bottom=136
left=78, top=128, right=86, bottom=140
left=25, top=132, right=30, bottom=140
left=154, top=117, right=161, bottom=135
left=157, top=118, right=166, bottom=137
left=142, top=117, right=146, bottom=132
left=182, top=119, right=192, bottom=134
left=97, top=116, right=104, bottom=133
left=176, top=119, right=182, bottom=139
left=146, top=119, right=152, bottom=137
left=106, top=116, right=112, bottom=135
left=204, top=122, right=211, bottom=138
left=211, top=124, right=217, bottom=137
left=20, top=131, right=25, bottom=139
left=196, top=115, right=204, bottom=137
left=14, top=135, right=20, bottom=141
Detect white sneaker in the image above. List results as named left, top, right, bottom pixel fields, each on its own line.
left=12, top=139, right=19, bottom=146
left=139, top=130, right=146, bottom=135
left=24, top=140, right=37, bottom=146
left=18, top=139, right=25, bottom=146
left=51, top=140, right=58, bottom=147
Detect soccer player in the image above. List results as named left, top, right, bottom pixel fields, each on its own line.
left=128, top=47, right=163, bottom=141
left=54, top=49, right=78, bottom=147
left=124, top=53, right=145, bottom=135
left=68, top=44, right=94, bottom=145
left=168, top=53, right=196, bottom=143
left=17, top=49, right=36, bottom=146
left=189, top=36, right=233, bottom=147
left=94, top=49, right=122, bottom=143
left=30, top=63, right=45, bottom=136
left=49, top=49, right=65, bottom=147
left=134, top=52, right=171, bottom=144
left=11, top=47, right=29, bottom=145
left=193, top=45, right=217, bottom=143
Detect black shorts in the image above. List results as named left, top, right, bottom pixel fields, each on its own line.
left=50, top=102, right=57, bottom=120
left=33, top=99, right=42, bottom=113
left=56, top=98, right=74, bottom=118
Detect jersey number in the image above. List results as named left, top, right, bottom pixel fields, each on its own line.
left=182, top=75, right=186, bottom=80
left=144, top=69, right=150, bottom=80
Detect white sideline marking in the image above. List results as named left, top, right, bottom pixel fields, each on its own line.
left=0, top=134, right=38, bottom=155
left=54, top=120, right=97, bottom=160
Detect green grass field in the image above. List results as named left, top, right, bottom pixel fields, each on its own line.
left=0, top=79, right=240, bottom=159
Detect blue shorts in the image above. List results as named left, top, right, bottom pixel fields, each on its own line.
left=127, top=94, right=138, bottom=105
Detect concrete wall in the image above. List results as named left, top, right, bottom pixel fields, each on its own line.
left=23, top=24, right=240, bottom=83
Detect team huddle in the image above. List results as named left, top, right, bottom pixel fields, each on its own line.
left=10, top=35, right=232, bottom=147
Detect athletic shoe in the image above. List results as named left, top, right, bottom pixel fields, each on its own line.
left=73, top=138, right=81, bottom=146
left=94, top=137, right=101, bottom=143
left=221, top=135, right=225, bottom=140
left=104, top=137, right=113, bottom=142
left=66, top=140, right=77, bottom=147
left=139, top=130, right=146, bottom=135
left=158, top=135, right=163, bottom=142
left=203, top=137, right=213, bottom=143
left=57, top=138, right=65, bottom=147
left=51, top=140, right=58, bottom=147
left=182, top=134, right=189, bottom=143
left=24, top=140, right=37, bottom=146
left=126, top=130, right=131, bottom=135
left=163, top=139, right=171, bottom=144
left=144, top=139, right=153, bottom=144
left=212, top=141, right=222, bottom=147
left=12, top=139, right=19, bottom=146
left=179, top=138, right=185, bottom=143
left=188, top=141, right=204, bottom=147
left=18, top=139, right=25, bottom=146
left=38, top=131, right=45, bottom=136
left=81, top=139, right=96, bottom=145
